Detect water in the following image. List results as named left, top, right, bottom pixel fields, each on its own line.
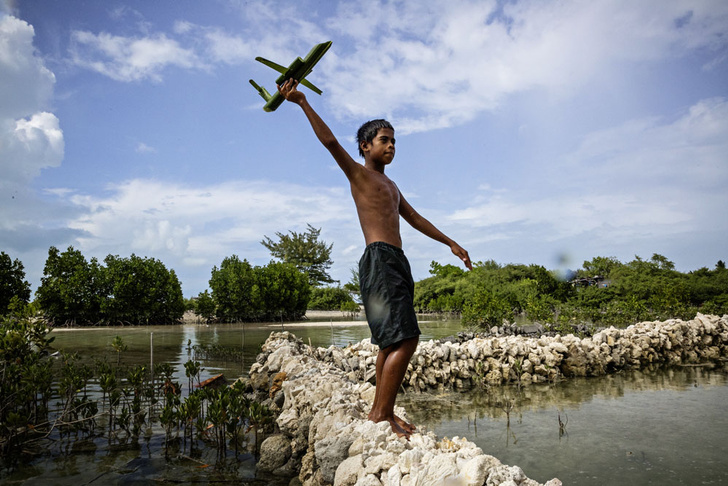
left=10, top=318, right=728, bottom=485
left=400, top=366, right=728, bottom=485
left=48, top=316, right=464, bottom=384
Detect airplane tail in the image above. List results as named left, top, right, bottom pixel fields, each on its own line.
left=249, top=79, right=271, bottom=102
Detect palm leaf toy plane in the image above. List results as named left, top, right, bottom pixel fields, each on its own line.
left=249, top=41, right=332, bottom=112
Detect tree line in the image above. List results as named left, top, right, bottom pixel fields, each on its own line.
left=2, top=237, right=725, bottom=328
left=28, top=247, right=185, bottom=326
left=0, top=225, right=353, bottom=325
left=415, top=254, right=728, bottom=329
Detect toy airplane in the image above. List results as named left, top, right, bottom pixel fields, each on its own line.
left=249, top=41, right=332, bottom=112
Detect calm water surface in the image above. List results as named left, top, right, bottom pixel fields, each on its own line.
left=10, top=318, right=728, bottom=485
left=400, top=366, right=728, bottom=485
left=49, top=316, right=463, bottom=383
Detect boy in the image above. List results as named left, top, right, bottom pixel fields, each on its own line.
left=278, top=79, right=472, bottom=438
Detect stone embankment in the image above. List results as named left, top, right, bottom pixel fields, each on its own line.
left=249, top=314, right=727, bottom=485
left=314, top=314, right=728, bottom=390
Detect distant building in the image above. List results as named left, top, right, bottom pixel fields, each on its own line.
left=571, top=275, right=611, bottom=288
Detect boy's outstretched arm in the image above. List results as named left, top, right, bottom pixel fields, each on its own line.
left=399, top=192, right=472, bottom=270
left=278, top=79, right=361, bottom=181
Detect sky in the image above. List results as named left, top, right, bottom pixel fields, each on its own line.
left=1, top=0, right=727, bottom=298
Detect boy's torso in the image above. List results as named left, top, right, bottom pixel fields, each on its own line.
left=350, top=167, right=402, bottom=247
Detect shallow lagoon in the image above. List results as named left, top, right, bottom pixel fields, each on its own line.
left=14, top=318, right=728, bottom=485
left=400, top=365, right=728, bottom=485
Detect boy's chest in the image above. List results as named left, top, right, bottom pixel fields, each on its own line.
left=354, top=173, right=399, bottom=207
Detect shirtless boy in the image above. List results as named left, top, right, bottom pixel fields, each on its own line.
left=278, top=79, right=472, bottom=438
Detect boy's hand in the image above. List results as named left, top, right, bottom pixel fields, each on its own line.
left=451, top=243, right=472, bottom=270
left=278, top=79, right=306, bottom=105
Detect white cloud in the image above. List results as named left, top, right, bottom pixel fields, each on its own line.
left=69, top=30, right=207, bottom=82
left=50, top=177, right=363, bottom=292
left=0, top=15, right=60, bottom=178
left=64, top=178, right=358, bottom=271
left=135, top=142, right=156, bottom=154
left=58, top=1, right=728, bottom=132
left=1, top=112, right=63, bottom=185
left=0, top=15, right=55, bottom=119
left=562, top=97, right=728, bottom=191
left=0, top=14, right=63, bottom=225
left=322, top=0, right=728, bottom=132
left=68, top=3, right=329, bottom=80
left=451, top=97, right=728, bottom=245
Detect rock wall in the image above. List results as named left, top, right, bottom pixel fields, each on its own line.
left=250, top=314, right=727, bottom=485
left=312, top=314, right=728, bottom=391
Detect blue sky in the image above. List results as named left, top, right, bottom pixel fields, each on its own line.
left=2, top=0, right=727, bottom=297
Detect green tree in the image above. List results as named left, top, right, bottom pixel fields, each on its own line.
left=255, top=261, right=310, bottom=320
left=195, top=290, right=216, bottom=321
left=37, top=247, right=184, bottom=326
left=343, top=267, right=360, bottom=295
left=183, top=297, right=197, bottom=312
left=685, top=264, right=728, bottom=315
left=36, top=246, right=104, bottom=325
left=209, top=256, right=311, bottom=322
left=413, top=261, right=470, bottom=313
left=308, top=286, right=355, bottom=311
left=578, top=256, right=623, bottom=278
left=0, top=252, right=31, bottom=315
left=462, top=288, right=511, bottom=328
left=429, top=261, right=466, bottom=279
left=102, top=254, right=184, bottom=325
left=261, top=224, right=334, bottom=286
left=209, top=255, right=256, bottom=321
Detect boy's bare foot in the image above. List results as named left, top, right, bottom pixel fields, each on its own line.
left=387, top=418, right=410, bottom=439
left=394, top=414, right=416, bottom=434
left=368, top=413, right=413, bottom=439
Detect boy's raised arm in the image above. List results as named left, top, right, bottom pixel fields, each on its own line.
left=278, top=79, right=360, bottom=181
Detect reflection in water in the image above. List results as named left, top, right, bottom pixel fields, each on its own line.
left=401, top=364, right=728, bottom=485
left=45, top=321, right=728, bottom=486
left=50, top=318, right=463, bottom=387
left=402, top=365, right=728, bottom=423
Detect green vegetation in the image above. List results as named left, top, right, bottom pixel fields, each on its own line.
left=416, top=254, right=728, bottom=329
left=35, top=246, right=184, bottom=326
left=308, top=286, right=357, bottom=312
left=206, top=255, right=310, bottom=322
left=0, top=313, right=274, bottom=466
left=261, top=223, right=334, bottom=286
left=2, top=236, right=725, bottom=329
left=343, top=267, right=361, bottom=295
left=0, top=252, right=31, bottom=315
left=194, top=289, right=216, bottom=322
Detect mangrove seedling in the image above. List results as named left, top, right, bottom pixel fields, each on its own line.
left=558, top=411, right=568, bottom=438
left=184, top=360, right=202, bottom=393
left=111, top=335, right=127, bottom=366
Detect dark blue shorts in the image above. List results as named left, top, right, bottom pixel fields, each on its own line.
left=359, top=242, right=420, bottom=349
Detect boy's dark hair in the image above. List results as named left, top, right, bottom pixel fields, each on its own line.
left=356, top=119, right=394, bottom=158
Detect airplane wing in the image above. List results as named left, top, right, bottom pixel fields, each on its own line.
left=299, top=78, right=322, bottom=95
left=255, top=57, right=287, bottom=75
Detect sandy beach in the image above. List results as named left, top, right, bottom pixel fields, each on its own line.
left=50, top=309, right=454, bottom=331
left=179, top=309, right=368, bottom=329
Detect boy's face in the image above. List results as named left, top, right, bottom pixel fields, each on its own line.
left=362, top=128, right=395, bottom=165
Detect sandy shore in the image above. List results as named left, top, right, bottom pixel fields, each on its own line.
left=49, top=310, right=366, bottom=331
left=196, top=309, right=368, bottom=328
left=51, top=309, right=455, bottom=331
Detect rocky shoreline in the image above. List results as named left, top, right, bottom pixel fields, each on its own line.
left=247, top=314, right=727, bottom=485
